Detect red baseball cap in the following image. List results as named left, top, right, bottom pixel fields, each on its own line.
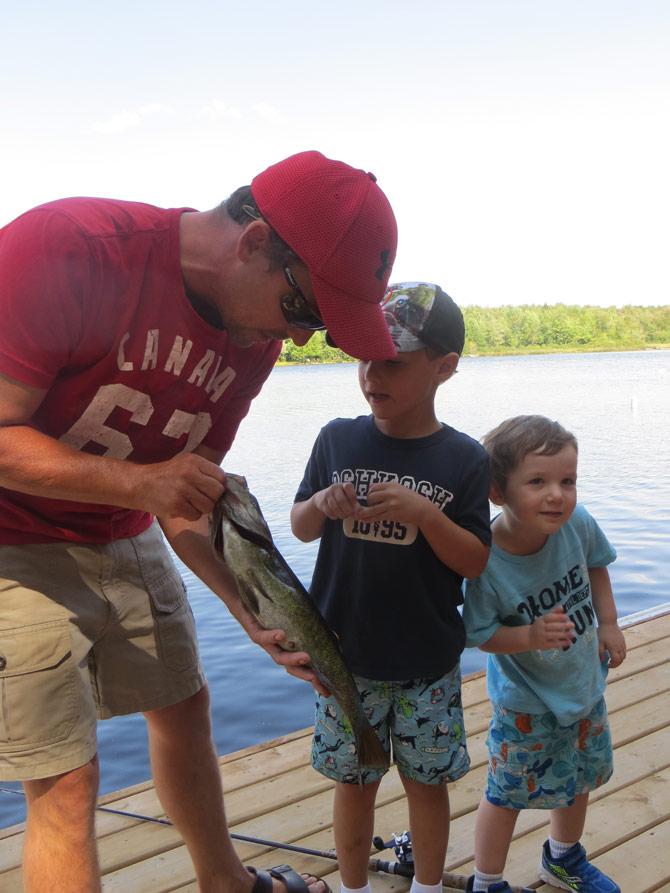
left=251, top=150, right=398, bottom=360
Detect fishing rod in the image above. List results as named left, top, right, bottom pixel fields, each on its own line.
left=94, top=806, right=417, bottom=878
left=0, top=788, right=529, bottom=890
left=1, top=789, right=324, bottom=855
left=0, top=787, right=409, bottom=876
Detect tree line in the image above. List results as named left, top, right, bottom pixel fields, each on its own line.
left=278, top=304, right=670, bottom=363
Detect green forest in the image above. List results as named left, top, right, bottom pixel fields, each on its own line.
left=278, top=303, right=670, bottom=363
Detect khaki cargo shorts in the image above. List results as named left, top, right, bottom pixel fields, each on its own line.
left=0, top=521, right=205, bottom=781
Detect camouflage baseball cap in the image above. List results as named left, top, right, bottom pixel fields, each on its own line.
left=382, top=282, right=465, bottom=355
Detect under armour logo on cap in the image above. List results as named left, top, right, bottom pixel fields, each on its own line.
left=376, top=249, right=393, bottom=282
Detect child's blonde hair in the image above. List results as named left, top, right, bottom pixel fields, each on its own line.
left=483, top=415, right=578, bottom=491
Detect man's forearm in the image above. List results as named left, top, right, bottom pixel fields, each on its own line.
left=159, top=514, right=251, bottom=627
left=0, top=425, right=140, bottom=506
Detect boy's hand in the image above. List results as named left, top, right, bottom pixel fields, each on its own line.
left=312, top=481, right=361, bottom=520
left=597, top=622, right=627, bottom=668
left=357, top=481, right=428, bottom=524
left=529, top=606, right=576, bottom=650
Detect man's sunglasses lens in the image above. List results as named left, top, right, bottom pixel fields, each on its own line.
left=280, top=293, right=326, bottom=330
left=281, top=266, right=325, bottom=330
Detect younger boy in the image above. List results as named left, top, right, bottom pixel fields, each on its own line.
left=291, top=283, right=492, bottom=893
left=463, top=415, right=627, bottom=893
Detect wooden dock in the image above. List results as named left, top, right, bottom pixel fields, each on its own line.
left=1, top=607, right=668, bottom=892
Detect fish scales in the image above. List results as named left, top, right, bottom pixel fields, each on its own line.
left=210, top=474, right=389, bottom=780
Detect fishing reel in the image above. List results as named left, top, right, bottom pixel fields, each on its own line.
left=373, top=830, right=413, bottom=864
left=392, top=830, right=413, bottom=864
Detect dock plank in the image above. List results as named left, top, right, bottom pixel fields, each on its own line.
left=0, top=609, right=667, bottom=892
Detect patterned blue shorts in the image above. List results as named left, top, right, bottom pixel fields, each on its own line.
left=485, top=696, right=614, bottom=810
left=311, top=664, right=470, bottom=785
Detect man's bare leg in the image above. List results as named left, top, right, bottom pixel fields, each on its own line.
left=22, top=755, right=101, bottom=893
left=145, top=686, right=329, bottom=892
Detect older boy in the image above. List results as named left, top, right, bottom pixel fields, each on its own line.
left=463, top=415, right=626, bottom=893
left=291, top=282, right=491, bottom=893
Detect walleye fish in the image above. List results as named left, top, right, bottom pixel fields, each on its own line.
left=210, top=473, right=389, bottom=780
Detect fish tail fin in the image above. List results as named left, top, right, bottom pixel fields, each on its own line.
left=357, top=721, right=390, bottom=771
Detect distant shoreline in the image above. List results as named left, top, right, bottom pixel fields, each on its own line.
left=276, top=344, right=670, bottom=366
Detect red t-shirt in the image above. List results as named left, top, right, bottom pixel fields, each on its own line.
left=0, top=198, right=281, bottom=544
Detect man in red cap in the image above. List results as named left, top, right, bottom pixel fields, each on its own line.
left=0, top=151, right=397, bottom=893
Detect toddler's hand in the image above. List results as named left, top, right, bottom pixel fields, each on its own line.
left=529, top=606, right=576, bottom=651
left=598, top=622, right=627, bottom=668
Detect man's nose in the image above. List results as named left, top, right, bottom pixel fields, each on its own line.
left=289, top=328, right=314, bottom=347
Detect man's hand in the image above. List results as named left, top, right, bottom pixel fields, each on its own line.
left=529, top=606, right=576, bottom=650
left=138, top=453, right=227, bottom=520
left=245, top=618, right=331, bottom=697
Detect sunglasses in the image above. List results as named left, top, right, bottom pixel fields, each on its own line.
left=280, top=265, right=326, bottom=331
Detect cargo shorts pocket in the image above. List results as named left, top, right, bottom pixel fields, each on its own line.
left=0, top=620, right=78, bottom=751
left=146, top=568, right=200, bottom=673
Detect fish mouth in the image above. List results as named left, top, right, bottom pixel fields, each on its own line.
left=228, top=518, right=271, bottom=549
left=214, top=506, right=273, bottom=552
left=214, top=517, right=271, bottom=554
left=212, top=475, right=276, bottom=554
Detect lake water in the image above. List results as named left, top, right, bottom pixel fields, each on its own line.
left=1, top=349, right=669, bottom=828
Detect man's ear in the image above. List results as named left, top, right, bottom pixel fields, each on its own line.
left=436, top=352, right=460, bottom=381
left=489, top=480, right=505, bottom=506
left=236, top=218, right=272, bottom=262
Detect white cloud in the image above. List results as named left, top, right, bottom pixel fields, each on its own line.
left=90, top=103, right=173, bottom=134
left=138, top=103, right=175, bottom=116
left=252, top=102, right=286, bottom=123
left=91, top=110, right=142, bottom=134
left=197, top=99, right=243, bottom=120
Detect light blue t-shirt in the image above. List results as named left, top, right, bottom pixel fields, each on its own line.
left=463, top=504, right=616, bottom=725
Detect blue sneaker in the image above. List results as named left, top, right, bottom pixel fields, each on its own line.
left=465, top=877, right=533, bottom=892
left=539, top=840, right=621, bottom=892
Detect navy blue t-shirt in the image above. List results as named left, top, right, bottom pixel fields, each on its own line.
left=295, top=415, right=491, bottom=680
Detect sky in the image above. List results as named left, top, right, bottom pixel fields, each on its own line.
left=2, top=0, right=668, bottom=309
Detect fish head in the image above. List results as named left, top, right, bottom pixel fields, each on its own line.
left=210, top=473, right=275, bottom=556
